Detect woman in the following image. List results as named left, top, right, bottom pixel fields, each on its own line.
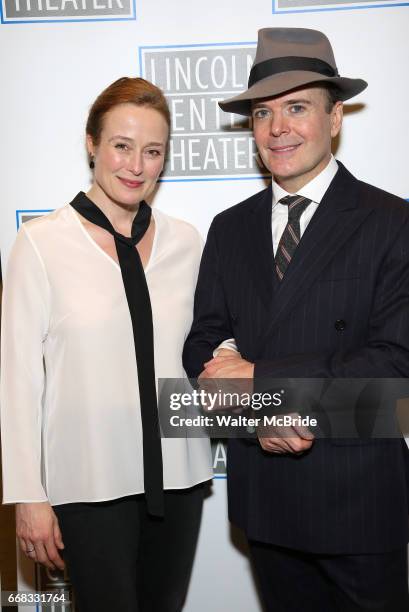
left=1, top=77, right=212, bottom=612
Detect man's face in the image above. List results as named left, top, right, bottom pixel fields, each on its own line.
left=252, top=86, right=343, bottom=193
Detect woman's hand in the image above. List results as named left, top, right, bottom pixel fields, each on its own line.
left=16, top=502, right=65, bottom=570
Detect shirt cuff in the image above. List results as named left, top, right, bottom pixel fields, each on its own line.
left=213, top=338, right=239, bottom=357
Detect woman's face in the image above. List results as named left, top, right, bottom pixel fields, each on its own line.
left=87, top=103, right=168, bottom=208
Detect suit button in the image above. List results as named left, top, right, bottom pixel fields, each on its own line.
left=335, top=319, right=346, bottom=331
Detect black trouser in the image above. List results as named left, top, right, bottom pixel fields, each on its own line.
left=54, top=484, right=205, bottom=612
left=249, top=540, right=409, bottom=612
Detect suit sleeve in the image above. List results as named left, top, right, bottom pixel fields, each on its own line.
left=183, top=219, right=234, bottom=378
left=255, top=217, right=409, bottom=380
left=1, top=227, right=50, bottom=503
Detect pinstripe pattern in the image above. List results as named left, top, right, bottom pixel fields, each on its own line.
left=183, top=162, right=409, bottom=555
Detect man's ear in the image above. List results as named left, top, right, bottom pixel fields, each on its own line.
left=330, top=101, right=343, bottom=138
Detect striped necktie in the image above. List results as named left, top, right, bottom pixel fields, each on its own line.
left=275, top=194, right=312, bottom=280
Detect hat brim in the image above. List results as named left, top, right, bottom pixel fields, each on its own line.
left=219, top=72, right=368, bottom=115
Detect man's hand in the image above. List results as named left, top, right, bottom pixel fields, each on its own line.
left=199, top=353, right=255, bottom=380
left=257, top=412, right=315, bottom=455
left=198, top=352, right=254, bottom=411
left=16, top=502, right=65, bottom=570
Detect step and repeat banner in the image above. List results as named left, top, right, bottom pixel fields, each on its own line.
left=1, top=0, right=408, bottom=610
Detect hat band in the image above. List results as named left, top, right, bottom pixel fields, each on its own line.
left=248, top=56, right=338, bottom=88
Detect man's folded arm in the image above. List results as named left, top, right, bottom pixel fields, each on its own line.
left=183, top=220, right=234, bottom=378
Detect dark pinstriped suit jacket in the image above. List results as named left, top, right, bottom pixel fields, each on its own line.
left=183, top=161, right=409, bottom=554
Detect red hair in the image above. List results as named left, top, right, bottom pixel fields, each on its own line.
left=86, top=77, right=170, bottom=145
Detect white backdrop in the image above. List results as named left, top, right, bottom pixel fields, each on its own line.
left=1, top=0, right=408, bottom=610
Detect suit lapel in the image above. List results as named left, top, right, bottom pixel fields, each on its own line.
left=241, top=183, right=277, bottom=310
left=257, top=163, right=373, bottom=348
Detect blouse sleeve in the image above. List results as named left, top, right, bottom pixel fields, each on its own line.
left=1, top=225, right=50, bottom=503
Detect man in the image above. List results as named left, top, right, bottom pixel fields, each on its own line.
left=183, top=28, right=409, bottom=611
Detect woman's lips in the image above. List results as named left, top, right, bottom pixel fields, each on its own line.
left=118, top=177, right=144, bottom=188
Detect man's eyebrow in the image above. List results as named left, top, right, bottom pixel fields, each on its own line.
left=284, top=98, right=313, bottom=105
left=252, top=98, right=313, bottom=110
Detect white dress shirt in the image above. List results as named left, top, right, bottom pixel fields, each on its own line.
left=215, top=156, right=339, bottom=355
left=1, top=204, right=213, bottom=506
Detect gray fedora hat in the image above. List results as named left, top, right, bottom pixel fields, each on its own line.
left=219, top=28, right=367, bottom=116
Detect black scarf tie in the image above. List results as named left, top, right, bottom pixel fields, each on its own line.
left=70, top=192, right=164, bottom=517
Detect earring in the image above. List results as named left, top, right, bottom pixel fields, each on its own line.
left=89, top=157, right=95, bottom=169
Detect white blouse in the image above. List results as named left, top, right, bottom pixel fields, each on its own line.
left=1, top=203, right=213, bottom=506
